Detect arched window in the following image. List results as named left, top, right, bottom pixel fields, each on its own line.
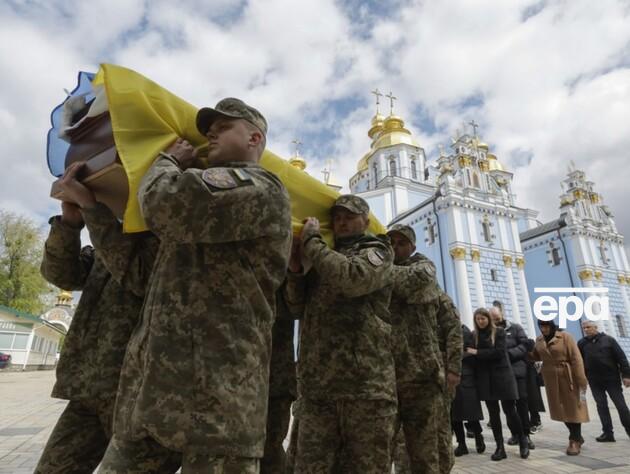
left=411, top=159, right=417, bottom=180
left=389, top=160, right=397, bottom=177
left=372, top=163, right=378, bottom=186
left=615, top=315, right=628, bottom=338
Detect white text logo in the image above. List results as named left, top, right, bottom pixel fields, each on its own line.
left=533, top=287, right=609, bottom=329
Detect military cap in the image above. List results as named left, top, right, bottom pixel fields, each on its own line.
left=196, top=98, right=268, bottom=136
left=331, top=194, right=370, bottom=215
left=387, top=224, right=416, bottom=246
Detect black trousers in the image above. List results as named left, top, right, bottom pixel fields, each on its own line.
left=564, top=422, right=582, bottom=442
left=486, top=400, right=523, bottom=444
left=590, top=381, right=630, bottom=435
left=514, top=378, right=530, bottom=435
left=452, top=420, right=482, bottom=445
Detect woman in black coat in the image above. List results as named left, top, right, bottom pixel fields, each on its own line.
left=467, top=308, right=528, bottom=461
left=451, top=324, right=485, bottom=456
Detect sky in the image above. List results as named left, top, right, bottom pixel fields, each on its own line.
left=1, top=0, right=630, bottom=254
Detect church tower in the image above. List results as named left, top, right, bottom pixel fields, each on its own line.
left=350, top=90, right=433, bottom=224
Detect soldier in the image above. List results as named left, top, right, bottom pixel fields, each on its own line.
left=285, top=195, right=397, bottom=474
left=98, top=98, right=292, bottom=472
left=387, top=224, right=462, bottom=474
left=35, top=180, right=161, bottom=473
left=261, top=286, right=297, bottom=474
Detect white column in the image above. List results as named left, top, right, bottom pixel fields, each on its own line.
left=594, top=271, right=616, bottom=336
left=516, top=257, right=536, bottom=337
left=451, top=247, right=473, bottom=329
left=503, top=255, right=523, bottom=326
left=471, top=249, right=486, bottom=308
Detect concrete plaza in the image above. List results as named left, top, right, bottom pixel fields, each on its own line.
left=1, top=370, right=630, bottom=473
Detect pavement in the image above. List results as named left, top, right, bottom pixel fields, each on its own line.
left=1, top=370, right=630, bottom=473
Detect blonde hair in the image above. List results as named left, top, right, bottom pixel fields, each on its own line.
left=473, top=307, right=496, bottom=346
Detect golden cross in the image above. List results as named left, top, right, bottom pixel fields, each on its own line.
left=291, top=139, right=302, bottom=156
left=385, top=91, right=397, bottom=114
left=370, top=88, right=383, bottom=114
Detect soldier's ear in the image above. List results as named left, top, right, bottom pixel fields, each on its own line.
left=248, top=130, right=263, bottom=148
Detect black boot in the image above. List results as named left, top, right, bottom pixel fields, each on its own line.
left=454, top=444, right=469, bottom=457
left=475, top=433, right=486, bottom=454
left=596, top=432, right=615, bottom=442
left=519, top=435, right=530, bottom=459
left=507, top=435, right=518, bottom=445
left=491, top=442, right=507, bottom=461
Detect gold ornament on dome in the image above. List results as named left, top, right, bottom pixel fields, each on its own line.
left=594, top=270, right=603, bottom=281
left=590, top=193, right=600, bottom=204
left=478, top=160, right=489, bottom=172
left=618, top=274, right=626, bottom=285
left=573, top=189, right=585, bottom=200
left=450, top=247, right=466, bottom=260
left=560, top=196, right=573, bottom=206
left=515, top=257, right=525, bottom=269
left=503, top=255, right=513, bottom=267
left=578, top=269, right=593, bottom=281
left=470, top=249, right=481, bottom=262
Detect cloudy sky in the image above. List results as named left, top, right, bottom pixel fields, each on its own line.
left=2, top=0, right=630, bottom=250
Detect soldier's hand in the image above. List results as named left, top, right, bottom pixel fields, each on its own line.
left=300, top=217, right=320, bottom=241
left=58, top=162, right=97, bottom=209
left=288, top=236, right=303, bottom=273
left=446, top=371, right=461, bottom=391
left=61, top=201, right=84, bottom=228
left=165, top=137, right=195, bottom=169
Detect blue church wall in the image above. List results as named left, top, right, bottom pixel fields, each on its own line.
left=522, top=234, right=583, bottom=340
left=601, top=272, right=630, bottom=354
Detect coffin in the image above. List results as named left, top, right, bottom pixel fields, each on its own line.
left=50, top=109, right=129, bottom=218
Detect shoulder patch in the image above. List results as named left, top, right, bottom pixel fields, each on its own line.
left=367, top=248, right=385, bottom=266
left=202, top=168, right=238, bottom=190
left=232, top=168, right=254, bottom=184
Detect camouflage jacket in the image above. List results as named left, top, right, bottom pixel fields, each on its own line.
left=285, top=233, right=397, bottom=402
left=390, top=253, right=462, bottom=390
left=41, top=205, right=156, bottom=402
left=269, top=287, right=297, bottom=399
left=114, top=156, right=292, bottom=457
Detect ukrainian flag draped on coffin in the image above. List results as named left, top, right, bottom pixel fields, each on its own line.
left=49, top=64, right=386, bottom=240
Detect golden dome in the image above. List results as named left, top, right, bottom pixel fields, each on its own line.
left=289, top=155, right=307, bottom=171
left=477, top=141, right=489, bottom=151
left=368, top=113, right=385, bottom=139
left=357, top=151, right=371, bottom=172
left=487, top=153, right=505, bottom=171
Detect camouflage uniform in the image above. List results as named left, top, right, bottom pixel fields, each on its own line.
left=387, top=231, right=462, bottom=474
left=99, top=151, right=292, bottom=471
left=285, top=198, right=397, bottom=474
left=261, top=288, right=297, bottom=474
left=35, top=204, right=159, bottom=474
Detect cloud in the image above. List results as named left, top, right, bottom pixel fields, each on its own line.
left=1, top=0, right=629, bottom=257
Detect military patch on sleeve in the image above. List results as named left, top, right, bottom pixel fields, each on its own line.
left=367, top=248, right=385, bottom=266
left=202, top=168, right=238, bottom=190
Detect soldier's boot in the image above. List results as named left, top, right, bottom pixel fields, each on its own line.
left=453, top=443, right=468, bottom=457
left=474, top=433, right=485, bottom=454
left=518, top=435, right=530, bottom=459
left=490, top=441, right=506, bottom=461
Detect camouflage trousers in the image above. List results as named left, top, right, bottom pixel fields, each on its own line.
left=261, top=396, right=293, bottom=474
left=34, top=398, right=114, bottom=474
left=393, top=384, right=453, bottom=474
left=98, top=435, right=259, bottom=473
left=295, top=398, right=397, bottom=474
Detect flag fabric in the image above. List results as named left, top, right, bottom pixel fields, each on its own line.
left=48, top=64, right=386, bottom=241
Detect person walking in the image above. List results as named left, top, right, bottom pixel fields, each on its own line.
left=467, top=308, right=528, bottom=461
left=451, top=324, right=485, bottom=457
left=531, top=320, right=589, bottom=455
left=578, top=320, right=630, bottom=442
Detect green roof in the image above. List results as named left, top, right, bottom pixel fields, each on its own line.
left=0, top=304, right=43, bottom=323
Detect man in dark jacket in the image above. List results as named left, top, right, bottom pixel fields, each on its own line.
left=578, top=321, right=630, bottom=442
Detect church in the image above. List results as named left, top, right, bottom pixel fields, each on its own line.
left=339, top=91, right=630, bottom=357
